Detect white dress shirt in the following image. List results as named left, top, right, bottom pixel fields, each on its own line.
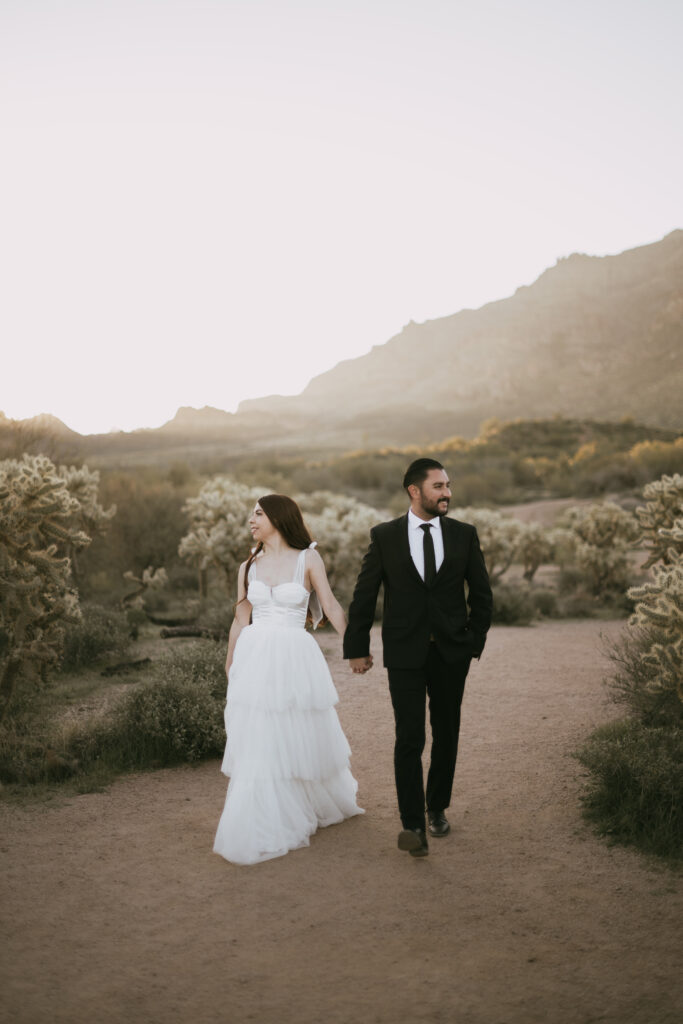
left=407, top=509, right=445, bottom=580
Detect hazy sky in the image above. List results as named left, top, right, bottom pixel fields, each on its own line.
left=2, top=0, right=681, bottom=435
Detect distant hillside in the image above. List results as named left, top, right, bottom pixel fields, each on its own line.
left=238, top=229, right=683, bottom=441
left=4, top=231, right=681, bottom=460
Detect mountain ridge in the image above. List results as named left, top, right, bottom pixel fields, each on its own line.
left=4, top=230, right=681, bottom=447
left=235, top=229, right=682, bottom=437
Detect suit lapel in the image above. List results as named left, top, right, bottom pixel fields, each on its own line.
left=396, top=514, right=425, bottom=586
left=435, top=515, right=456, bottom=579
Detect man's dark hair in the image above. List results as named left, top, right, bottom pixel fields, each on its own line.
left=403, top=458, right=445, bottom=492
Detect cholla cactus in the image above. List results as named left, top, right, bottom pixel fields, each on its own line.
left=628, top=519, right=683, bottom=704
left=56, top=464, right=116, bottom=584
left=0, top=455, right=88, bottom=720
left=450, top=507, right=523, bottom=583
left=558, top=502, right=639, bottom=595
left=179, top=477, right=264, bottom=589
left=634, top=473, right=683, bottom=569
left=121, top=566, right=169, bottom=611
left=302, top=492, right=382, bottom=603
left=515, top=521, right=553, bottom=581
left=547, top=526, right=576, bottom=568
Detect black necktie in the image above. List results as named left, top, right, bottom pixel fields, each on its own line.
left=420, top=523, right=436, bottom=586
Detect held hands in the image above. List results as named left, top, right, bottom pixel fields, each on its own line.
left=349, top=656, right=373, bottom=674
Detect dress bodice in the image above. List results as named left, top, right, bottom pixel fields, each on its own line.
left=248, top=548, right=312, bottom=629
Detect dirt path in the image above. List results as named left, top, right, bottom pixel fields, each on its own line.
left=1, top=620, right=681, bottom=1024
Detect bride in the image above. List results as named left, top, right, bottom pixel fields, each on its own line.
left=213, top=493, right=364, bottom=865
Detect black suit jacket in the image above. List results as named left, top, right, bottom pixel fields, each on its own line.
left=343, top=514, right=493, bottom=669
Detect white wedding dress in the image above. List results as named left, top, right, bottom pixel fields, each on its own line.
left=213, top=547, right=363, bottom=865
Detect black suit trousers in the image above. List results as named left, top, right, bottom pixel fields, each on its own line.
left=388, top=644, right=471, bottom=830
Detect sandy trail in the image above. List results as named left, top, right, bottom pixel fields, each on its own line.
left=1, top=619, right=681, bottom=1024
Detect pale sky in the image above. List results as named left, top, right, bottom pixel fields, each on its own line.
left=2, top=0, right=681, bottom=435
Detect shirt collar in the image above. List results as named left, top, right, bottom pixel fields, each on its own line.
left=408, top=509, right=443, bottom=533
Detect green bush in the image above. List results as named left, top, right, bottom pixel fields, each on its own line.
left=556, top=568, right=632, bottom=618
left=83, top=641, right=228, bottom=770
left=555, top=589, right=598, bottom=618
left=106, top=676, right=225, bottom=767
left=606, top=627, right=683, bottom=727
left=151, top=640, right=227, bottom=697
left=59, top=603, right=130, bottom=671
left=528, top=586, right=560, bottom=618
left=575, top=720, right=683, bottom=860
left=0, top=721, right=51, bottom=784
left=0, top=640, right=228, bottom=787
left=491, top=582, right=563, bottom=624
left=195, top=602, right=232, bottom=639
left=490, top=582, right=535, bottom=625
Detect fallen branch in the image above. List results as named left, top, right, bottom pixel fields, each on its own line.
left=145, top=613, right=198, bottom=627
left=159, top=626, right=224, bottom=641
left=101, top=658, right=152, bottom=677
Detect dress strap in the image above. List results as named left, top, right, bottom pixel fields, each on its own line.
left=294, top=547, right=308, bottom=586
left=302, top=542, right=323, bottom=629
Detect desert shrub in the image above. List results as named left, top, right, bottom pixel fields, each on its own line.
left=557, top=502, right=639, bottom=595
left=555, top=589, right=598, bottom=618
left=151, top=640, right=227, bottom=697
left=528, top=586, right=560, bottom=618
left=605, top=627, right=682, bottom=727
left=59, top=603, right=130, bottom=671
left=491, top=581, right=560, bottom=624
left=105, top=675, right=225, bottom=767
left=194, top=601, right=232, bottom=638
left=0, top=640, right=228, bottom=786
left=571, top=452, right=641, bottom=496
left=66, top=642, right=227, bottom=775
left=0, top=716, right=39, bottom=783
left=139, top=587, right=171, bottom=613
left=576, top=484, right=683, bottom=861
left=630, top=440, right=683, bottom=482
left=490, top=582, right=535, bottom=625
left=165, top=564, right=203, bottom=591
left=575, top=720, right=683, bottom=859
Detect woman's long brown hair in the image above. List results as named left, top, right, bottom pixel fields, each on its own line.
left=242, top=493, right=313, bottom=585
left=238, top=495, right=326, bottom=627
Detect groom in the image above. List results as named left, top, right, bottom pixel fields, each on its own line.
left=344, top=458, right=492, bottom=857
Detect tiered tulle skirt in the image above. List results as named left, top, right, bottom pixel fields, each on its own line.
left=213, top=623, right=363, bottom=865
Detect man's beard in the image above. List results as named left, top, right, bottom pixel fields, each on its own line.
left=419, top=494, right=449, bottom=518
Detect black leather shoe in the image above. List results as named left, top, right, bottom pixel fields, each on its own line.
left=397, top=828, right=429, bottom=857
left=427, top=811, right=450, bottom=838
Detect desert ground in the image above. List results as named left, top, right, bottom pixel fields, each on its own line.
left=1, top=619, right=681, bottom=1024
